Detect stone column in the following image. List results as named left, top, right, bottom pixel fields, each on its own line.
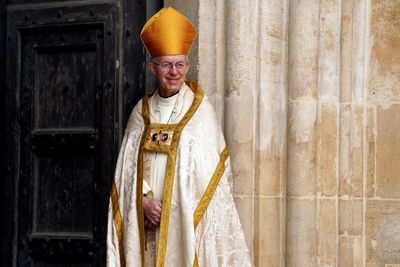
left=365, top=0, right=400, bottom=266
left=251, top=1, right=288, bottom=266
left=165, top=1, right=290, bottom=265
left=224, top=0, right=258, bottom=258
left=338, top=1, right=367, bottom=266
left=286, top=0, right=320, bottom=265
left=165, top=0, right=400, bottom=266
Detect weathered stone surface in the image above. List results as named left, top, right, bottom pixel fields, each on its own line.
left=255, top=197, right=285, bottom=267
left=339, top=199, right=363, bottom=235
left=339, top=104, right=364, bottom=197
left=339, top=235, right=364, bottom=267
left=287, top=101, right=317, bottom=197
left=366, top=105, right=377, bottom=198
left=366, top=201, right=400, bottom=265
left=287, top=199, right=317, bottom=266
left=258, top=101, right=286, bottom=196
left=318, top=103, right=338, bottom=197
left=288, top=0, right=319, bottom=100
left=368, top=0, right=400, bottom=102
left=168, top=0, right=400, bottom=265
left=318, top=199, right=338, bottom=266
left=234, top=196, right=254, bottom=255
left=230, top=140, right=255, bottom=196
left=340, top=0, right=354, bottom=103
left=375, top=104, right=400, bottom=198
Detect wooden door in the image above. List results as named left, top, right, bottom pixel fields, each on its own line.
left=1, top=0, right=161, bottom=266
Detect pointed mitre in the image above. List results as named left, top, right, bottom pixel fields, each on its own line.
left=140, top=7, right=196, bottom=57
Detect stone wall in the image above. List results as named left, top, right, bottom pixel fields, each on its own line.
left=165, top=0, right=400, bottom=266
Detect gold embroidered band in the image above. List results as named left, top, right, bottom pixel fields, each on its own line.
left=193, top=253, right=199, bottom=267
left=137, top=96, right=151, bottom=266
left=155, top=83, right=203, bottom=267
left=193, top=146, right=229, bottom=230
left=137, top=82, right=204, bottom=267
left=111, top=181, right=126, bottom=267
left=192, top=146, right=229, bottom=266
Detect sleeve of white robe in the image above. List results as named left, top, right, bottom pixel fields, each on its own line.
left=106, top=103, right=143, bottom=267
left=106, top=131, right=129, bottom=267
left=107, top=200, right=121, bottom=267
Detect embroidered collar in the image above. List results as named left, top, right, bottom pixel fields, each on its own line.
left=149, top=83, right=189, bottom=123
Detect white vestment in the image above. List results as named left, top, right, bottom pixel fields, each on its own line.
left=107, top=82, right=253, bottom=267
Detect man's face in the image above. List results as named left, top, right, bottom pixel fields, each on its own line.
left=150, top=54, right=190, bottom=97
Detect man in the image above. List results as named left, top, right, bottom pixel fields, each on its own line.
left=107, top=7, right=252, bottom=267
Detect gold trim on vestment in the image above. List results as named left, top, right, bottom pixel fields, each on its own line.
left=137, top=97, right=151, bottom=266
left=193, top=253, right=199, bottom=267
left=193, top=146, right=229, bottom=230
left=192, top=146, right=229, bottom=266
left=137, top=82, right=204, bottom=267
left=111, top=181, right=126, bottom=267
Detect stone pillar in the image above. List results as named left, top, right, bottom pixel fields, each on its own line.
left=165, top=0, right=400, bottom=266
left=252, top=1, right=289, bottom=266
left=224, top=0, right=258, bottom=259
left=365, top=0, right=400, bottom=266
left=287, top=0, right=320, bottom=265
left=165, top=1, right=290, bottom=265
left=338, top=1, right=367, bottom=266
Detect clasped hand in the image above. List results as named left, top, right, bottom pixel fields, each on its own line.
left=143, top=196, right=162, bottom=231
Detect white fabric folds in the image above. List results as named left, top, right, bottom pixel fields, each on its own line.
left=107, top=82, right=253, bottom=267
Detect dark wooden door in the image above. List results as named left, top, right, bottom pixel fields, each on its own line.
left=1, top=1, right=161, bottom=266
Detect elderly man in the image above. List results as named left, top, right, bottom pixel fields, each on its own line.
left=107, top=7, right=252, bottom=267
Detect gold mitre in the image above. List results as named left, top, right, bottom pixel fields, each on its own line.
left=140, top=7, right=196, bottom=57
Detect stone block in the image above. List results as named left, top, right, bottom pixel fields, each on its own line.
left=258, top=101, right=286, bottom=196
left=366, top=200, right=400, bottom=265
left=368, top=0, right=400, bottom=102
left=366, top=106, right=377, bottom=198
left=288, top=0, right=319, bottom=100
left=234, top=196, right=254, bottom=255
left=286, top=198, right=317, bottom=266
left=287, top=101, right=317, bottom=196
left=339, top=199, right=363, bottom=235
left=338, top=234, right=363, bottom=267
left=231, top=141, right=254, bottom=196
left=339, top=104, right=364, bottom=197
left=317, top=103, right=338, bottom=197
left=318, top=0, right=340, bottom=101
left=340, top=0, right=354, bottom=103
left=255, top=197, right=285, bottom=267
left=258, top=147, right=284, bottom=196
left=318, top=199, right=338, bottom=266
left=375, top=104, right=400, bottom=198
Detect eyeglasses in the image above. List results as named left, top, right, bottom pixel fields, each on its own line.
left=151, top=61, right=189, bottom=70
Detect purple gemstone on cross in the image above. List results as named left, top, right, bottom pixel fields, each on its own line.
left=162, top=133, right=168, bottom=142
